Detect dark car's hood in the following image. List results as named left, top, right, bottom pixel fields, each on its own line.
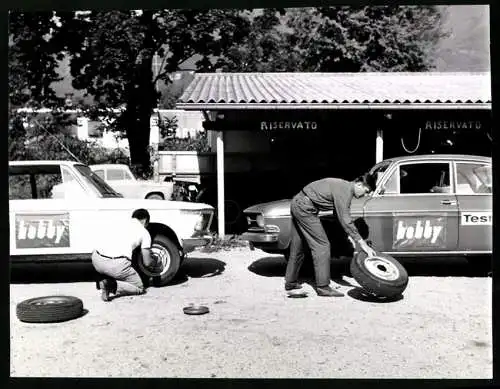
left=244, top=199, right=292, bottom=217
left=243, top=196, right=367, bottom=217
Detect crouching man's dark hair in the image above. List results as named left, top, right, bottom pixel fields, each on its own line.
left=132, top=208, right=150, bottom=223
left=355, top=173, right=377, bottom=193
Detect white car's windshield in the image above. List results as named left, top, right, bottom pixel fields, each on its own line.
left=74, top=164, right=122, bottom=198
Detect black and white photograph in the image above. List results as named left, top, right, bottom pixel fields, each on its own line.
left=8, top=4, right=492, bottom=379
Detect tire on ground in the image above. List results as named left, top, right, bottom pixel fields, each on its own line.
left=138, top=234, right=181, bottom=287
left=16, top=296, right=84, bottom=323
left=350, top=251, right=408, bottom=298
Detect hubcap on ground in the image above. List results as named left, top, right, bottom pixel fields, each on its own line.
left=363, top=256, right=400, bottom=281
left=32, top=297, right=69, bottom=305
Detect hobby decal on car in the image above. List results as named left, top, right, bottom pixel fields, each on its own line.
left=15, top=213, right=70, bottom=249
left=460, top=212, right=492, bottom=226
left=392, top=217, right=446, bottom=249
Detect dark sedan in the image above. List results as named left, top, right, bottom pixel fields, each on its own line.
left=242, top=154, right=492, bottom=262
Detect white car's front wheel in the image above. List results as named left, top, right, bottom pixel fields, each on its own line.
left=138, top=234, right=181, bottom=286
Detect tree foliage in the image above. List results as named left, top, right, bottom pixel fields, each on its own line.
left=9, top=11, right=64, bottom=108
left=286, top=6, right=446, bottom=72
left=216, top=6, right=446, bottom=72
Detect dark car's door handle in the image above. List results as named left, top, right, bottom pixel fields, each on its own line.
left=441, top=199, right=457, bottom=206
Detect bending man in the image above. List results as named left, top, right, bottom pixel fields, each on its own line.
left=285, top=174, right=377, bottom=297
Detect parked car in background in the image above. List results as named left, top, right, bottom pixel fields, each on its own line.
left=242, top=154, right=492, bottom=267
left=89, top=163, right=174, bottom=200
left=9, top=160, right=214, bottom=285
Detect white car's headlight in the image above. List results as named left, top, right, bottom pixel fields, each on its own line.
left=181, top=210, right=213, bottom=232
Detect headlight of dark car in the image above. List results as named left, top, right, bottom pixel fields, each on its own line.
left=246, top=213, right=265, bottom=230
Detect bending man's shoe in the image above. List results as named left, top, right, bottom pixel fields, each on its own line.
left=315, top=285, right=344, bottom=297
left=285, top=282, right=303, bottom=291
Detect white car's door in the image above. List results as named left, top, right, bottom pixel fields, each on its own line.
left=9, top=164, right=100, bottom=258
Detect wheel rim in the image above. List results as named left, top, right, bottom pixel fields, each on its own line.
left=139, top=243, right=171, bottom=277
left=363, top=255, right=400, bottom=281
left=147, top=194, right=163, bottom=200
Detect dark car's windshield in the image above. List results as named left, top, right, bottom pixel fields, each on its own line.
left=74, top=164, right=122, bottom=198
left=369, top=162, right=391, bottom=187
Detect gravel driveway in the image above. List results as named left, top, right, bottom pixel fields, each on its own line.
left=10, top=248, right=492, bottom=378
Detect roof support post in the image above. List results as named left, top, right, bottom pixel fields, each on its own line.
left=376, top=129, right=384, bottom=163
left=216, top=129, right=225, bottom=238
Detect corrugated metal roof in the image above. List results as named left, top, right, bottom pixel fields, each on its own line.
left=177, top=72, right=491, bottom=110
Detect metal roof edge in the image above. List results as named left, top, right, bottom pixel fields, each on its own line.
left=176, top=102, right=492, bottom=111
left=191, top=71, right=492, bottom=77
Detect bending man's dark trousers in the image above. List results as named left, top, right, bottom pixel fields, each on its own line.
left=285, top=192, right=331, bottom=287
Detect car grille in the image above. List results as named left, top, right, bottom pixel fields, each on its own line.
left=246, top=213, right=265, bottom=232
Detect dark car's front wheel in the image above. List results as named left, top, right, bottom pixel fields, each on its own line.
left=137, top=234, right=181, bottom=287
left=350, top=251, right=409, bottom=298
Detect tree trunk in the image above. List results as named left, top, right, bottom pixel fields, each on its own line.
left=123, top=10, right=159, bottom=178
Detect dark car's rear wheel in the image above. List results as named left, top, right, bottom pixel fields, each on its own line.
left=137, top=234, right=181, bottom=287
left=350, top=251, right=409, bottom=298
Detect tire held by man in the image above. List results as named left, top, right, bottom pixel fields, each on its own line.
left=350, top=251, right=409, bottom=298
left=16, top=296, right=84, bottom=323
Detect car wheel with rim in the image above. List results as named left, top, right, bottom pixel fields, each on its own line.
left=137, top=234, right=181, bottom=287
left=16, top=296, right=84, bottom=323
left=350, top=251, right=408, bottom=298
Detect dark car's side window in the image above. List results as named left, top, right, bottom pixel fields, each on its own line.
left=456, top=163, right=492, bottom=194
left=399, top=163, right=451, bottom=194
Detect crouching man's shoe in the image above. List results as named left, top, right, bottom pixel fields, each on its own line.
left=98, top=278, right=117, bottom=302
left=315, top=286, right=344, bottom=297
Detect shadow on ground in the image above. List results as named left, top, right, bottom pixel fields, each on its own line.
left=347, top=287, right=404, bottom=303
left=10, top=257, right=225, bottom=285
left=248, top=255, right=491, bottom=279
left=168, top=257, right=226, bottom=286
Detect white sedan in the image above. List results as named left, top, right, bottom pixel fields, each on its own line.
left=9, top=160, right=214, bottom=285
left=89, top=163, right=174, bottom=200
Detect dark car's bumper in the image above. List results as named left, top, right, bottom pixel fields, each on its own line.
left=240, top=232, right=285, bottom=254
left=241, top=232, right=279, bottom=243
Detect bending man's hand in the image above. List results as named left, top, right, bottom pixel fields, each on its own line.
left=358, top=239, right=377, bottom=258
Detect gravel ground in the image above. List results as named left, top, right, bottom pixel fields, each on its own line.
left=10, top=248, right=492, bottom=378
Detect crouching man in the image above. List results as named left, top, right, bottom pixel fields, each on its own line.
left=92, top=208, right=156, bottom=302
